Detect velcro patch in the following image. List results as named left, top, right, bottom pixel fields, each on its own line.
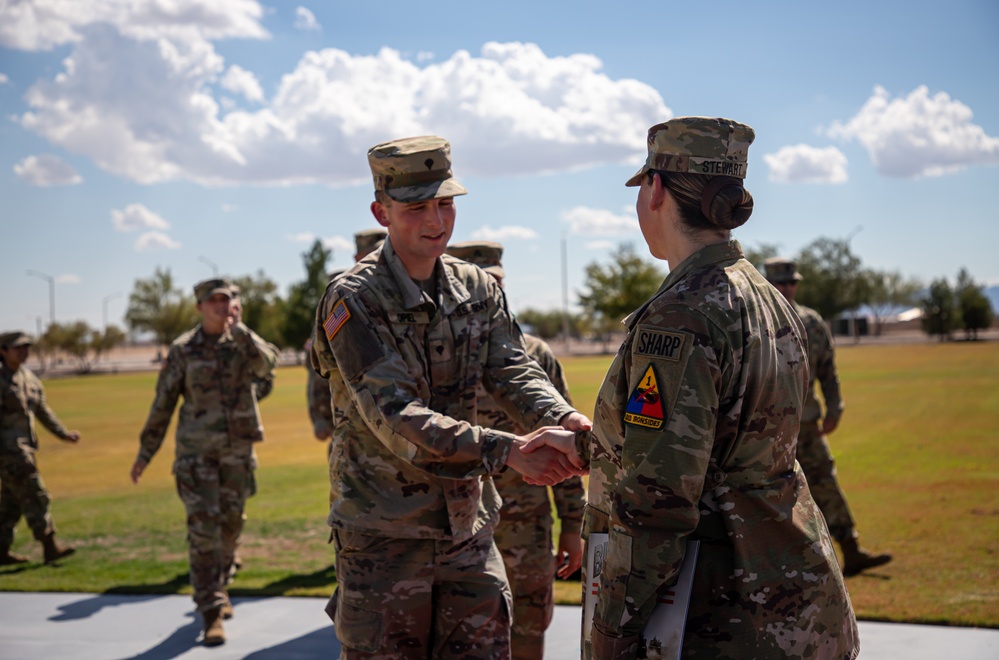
left=394, top=311, right=431, bottom=324
left=624, top=364, right=665, bottom=429
left=323, top=299, right=351, bottom=340
left=634, top=327, right=686, bottom=361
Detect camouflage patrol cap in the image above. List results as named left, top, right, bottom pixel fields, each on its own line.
left=625, top=116, right=756, bottom=186
left=368, top=135, right=468, bottom=203
left=194, top=278, right=234, bottom=303
left=445, top=241, right=505, bottom=279
left=764, top=257, right=804, bottom=284
left=354, top=228, right=387, bottom=259
left=0, top=331, right=32, bottom=348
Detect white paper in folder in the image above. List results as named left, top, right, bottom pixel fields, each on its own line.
left=582, top=534, right=700, bottom=660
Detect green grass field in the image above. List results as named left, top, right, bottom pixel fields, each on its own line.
left=1, top=343, right=997, bottom=627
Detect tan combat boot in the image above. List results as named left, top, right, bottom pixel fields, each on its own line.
left=0, top=550, right=30, bottom=565
left=202, top=607, right=226, bottom=646
left=220, top=592, right=234, bottom=619
left=841, top=537, right=892, bottom=577
left=41, top=533, right=76, bottom=564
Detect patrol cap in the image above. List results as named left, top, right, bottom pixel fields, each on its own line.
left=194, top=278, right=234, bottom=303
left=625, top=116, right=756, bottom=186
left=0, top=331, right=32, bottom=348
left=354, top=228, right=387, bottom=259
left=368, top=135, right=468, bottom=203
left=445, top=241, right=505, bottom=279
left=764, top=257, right=803, bottom=284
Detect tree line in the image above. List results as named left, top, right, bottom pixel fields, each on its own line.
left=29, top=236, right=995, bottom=373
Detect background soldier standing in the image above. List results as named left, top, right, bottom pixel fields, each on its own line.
left=0, top=331, right=79, bottom=565
left=446, top=240, right=585, bottom=660
left=311, top=135, right=589, bottom=659
left=765, top=257, right=893, bottom=576
left=307, top=228, right=386, bottom=444
left=130, top=279, right=278, bottom=647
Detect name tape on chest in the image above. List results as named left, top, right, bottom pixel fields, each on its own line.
left=634, top=328, right=686, bottom=361
left=323, top=299, right=351, bottom=340
left=624, top=364, right=665, bottom=429
left=394, top=311, right=431, bottom=324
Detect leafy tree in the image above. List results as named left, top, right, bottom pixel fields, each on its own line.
left=125, top=268, right=199, bottom=347
left=742, top=242, right=782, bottom=275
left=282, top=240, right=332, bottom=352
left=578, top=244, right=664, bottom=348
left=796, top=237, right=868, bottom=326
left=863, top=269, right=923, bottom=336
left=920, top=278, right=960, bottom=342
left=232, top=270, right=285, bottom=346
left=516, top=308, right=582, bottom=340
left=43, top=321, right=126, bottom=373
left=955, top=268, right=994, bottom=340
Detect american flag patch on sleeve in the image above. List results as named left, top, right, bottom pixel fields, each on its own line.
left=323, top=299, right=351, bottom=340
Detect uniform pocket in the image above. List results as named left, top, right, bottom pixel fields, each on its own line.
left=333, top=598, right=384, bottom=654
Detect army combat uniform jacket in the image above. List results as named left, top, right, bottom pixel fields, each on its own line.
left=584, top=241, right=859, bottom=659
left=311, top=238, right=574, bottom=542
left=0, top=365, right=72, bottom=452
left=796, top=302, right=843, bottom=424
left=138, top=323, right=279, bottom=462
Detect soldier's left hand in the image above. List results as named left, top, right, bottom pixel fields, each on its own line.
left=821, top=416, right=840, bottom=435
left=556, top=530, right=583, bottom=579
left=64, top=431, right=81, bottom=443
left=558, top=411, right=592, bottom=433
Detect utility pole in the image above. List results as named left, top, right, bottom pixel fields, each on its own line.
left=198, top=256, right=219, bottom=277
left=26, top=269, right=55, bottom=329
left=561, top=233, right=571, bottom=354
left=103, top=292, right=124, bottom=331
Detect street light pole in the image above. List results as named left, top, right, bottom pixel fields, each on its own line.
left=561, top=233, right=571, bottom=354
left=198, top=256, right=219, bottom=277
left=103, top=292, right=124, bottom=331
left=26, top=269, right=55, bottom=329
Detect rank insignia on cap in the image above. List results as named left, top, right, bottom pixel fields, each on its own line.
left=624, top=364, right=665, bottom=429
left=323, top=299, right=351, bottom=340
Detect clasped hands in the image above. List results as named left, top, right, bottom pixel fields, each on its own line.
left=505, top=411, right=591, bottom=486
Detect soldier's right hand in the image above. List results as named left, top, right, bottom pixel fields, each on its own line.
left=130, top=459, right=148, bottom=484
left=520, top=426, right=587, bottom=469
left=507, top=427, right=585, bottom=485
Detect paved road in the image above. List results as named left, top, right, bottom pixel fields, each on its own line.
left=0, top=592, right=997, bottom=659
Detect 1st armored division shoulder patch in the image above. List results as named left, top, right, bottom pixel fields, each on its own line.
left=624, top=364, right=665, bottom=429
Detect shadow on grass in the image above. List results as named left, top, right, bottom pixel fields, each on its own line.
left=103, top=571, right=190, bottom=596
left=231, top=563, right=337, bottom=598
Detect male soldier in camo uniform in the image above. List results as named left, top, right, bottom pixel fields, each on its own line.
left=446, top=240, right=585, bottom=660
left=307, top=228, right=387, bottom=444
left=311, top=135, right=590, bottom=659
left=571, top=117, right=859, bottom=658
left=0, top=331, right=79, bottom=565
left=765, top=257, right=892, bottom=576
left=131, top=278, right=278, bottom=647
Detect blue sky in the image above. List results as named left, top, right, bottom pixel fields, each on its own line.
left=2, top=0, right=997, bottom=336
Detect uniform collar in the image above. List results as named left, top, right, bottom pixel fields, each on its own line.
left=623, top=239, right=744, bottom=329
left=383, top=238, right=470, bottom=313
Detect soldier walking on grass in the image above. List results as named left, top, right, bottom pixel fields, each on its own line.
left=765, top=257, right=893, bottom=576
left=446, top=240, right=585, bottom=660
left=130, top=279, right=278, bottom=647
left=311, top=135, right=589, bottom=658
left=0, top=331, right=79, bottom=566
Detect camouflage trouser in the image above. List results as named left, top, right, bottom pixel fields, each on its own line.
left=327, top=525, right=512, bottom=659
left=797, top=420, right=857, bottom=542
left=173, top=443, right=255, bottom=612
left=493, top=511, right=555, bottom=660
left=0, top=443, right=55, bottom=551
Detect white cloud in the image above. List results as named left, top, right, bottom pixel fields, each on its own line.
left=827, top=85, right=999, bottom=179
left=763, top=144, right=848, bottom=184
left=294, top=7, right=321, bottom=31
left=0, top=73, right=8, bottom=84
left=585, top=240, right=616, bottom=250
left=112, top=203, right=170, bottom=232
left=13, top=154, right=82, bottom=185
left=286, top=231, right=316, bottom=243
left=322, top=236, right=352, bottom=252
left=221, top=203, right=238, bottom=212
left=18, top=36, right=669, bottom=186
left=416, top=51, right=434, bottom=63
left=220, top=65, right=264, bottom=103
left=55, top=273, right=81, bottom=284
left=561, top=206, right=639, bottom=236
left=0, top=0, right=269, bottom=51
left=135, top=231, right=181, bottom=251
left=471, top=225, right=539, bottom=240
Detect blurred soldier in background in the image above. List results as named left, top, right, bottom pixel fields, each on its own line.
left=130, top=278, right=278, bottom=647
left=446, top=240, right=585, bottom=660
left=766, top=257, right=892, bottom=576
left=307, top=228, right=386, bottom=444
left=0, top=331, right=80, bottom=565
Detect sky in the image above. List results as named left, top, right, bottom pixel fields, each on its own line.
left=1, top=0, right=997, bottom=336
